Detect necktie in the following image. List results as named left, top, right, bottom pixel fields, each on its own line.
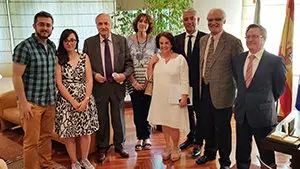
left=203, top=36, right=215, bottom=85
left=245, top=55, right=255, bottom=88
left=104, top=38, right=113, bottom=82
left=187, top=35, right=193, bottom=58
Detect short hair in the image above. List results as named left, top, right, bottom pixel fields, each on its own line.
left=34, top=11, right=53, bottom=24
left=155, top=32, right=175, bottom=50
left=246, top=24, right=267, bottom=40
left=207, top=8, right=226, bottom=20
left=183, top=8, right=197, bottom=17
left=95, top=13, right=111, bottom=24
left=57, top=29, right=79, bottom=65
left=132, top=13, right=154, bottom=34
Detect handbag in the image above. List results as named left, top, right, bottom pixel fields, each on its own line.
left=144, top=75, right=153, bottom=96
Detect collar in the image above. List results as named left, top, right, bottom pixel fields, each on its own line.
left=31, top=33, right=54, bottom=47
left=185, top=31, right=197, bottom=38
left=209, top=30, right=223, bottom=41
left=99, top=33, right=112, bottom=43
left=247, top=48, right=264, bottom=60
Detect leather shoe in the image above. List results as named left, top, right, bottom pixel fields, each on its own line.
left=97, top=152, right=106, bottom=162
left=191, top=145, right=201, bottom=158
left=179, top=139, right=193, bottom=150
left=196, top=155, right=215, bottom=165
left=115, top=148, right=129, bottom=158
left=220, top=165, right=230, bottom=169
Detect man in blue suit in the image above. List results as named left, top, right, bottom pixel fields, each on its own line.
left=232, top=24, right=287, bottom=169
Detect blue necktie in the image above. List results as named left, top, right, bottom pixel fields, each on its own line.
left=104, top=38, right=113, bottom=82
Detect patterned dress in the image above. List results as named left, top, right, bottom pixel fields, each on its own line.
left=55, top=53, right=99, bottom=138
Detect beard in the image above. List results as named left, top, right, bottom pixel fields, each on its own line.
left=36, top=30, right=51, bottom=40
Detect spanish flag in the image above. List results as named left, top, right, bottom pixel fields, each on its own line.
left=279, top=0, right=294, bottom=117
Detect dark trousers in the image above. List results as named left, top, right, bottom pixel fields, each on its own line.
left=130, top=90, right=151, bottom=140
left=191, top=86, right=204, bottom=146
left=95, top=90, right=126, bottom=152
left=236, top=117, right=275, bottom=169
left=200, top=82, right=232, bottom=166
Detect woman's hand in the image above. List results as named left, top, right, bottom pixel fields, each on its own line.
left=77, top=97, right=89, bottom=112
left=179, top=95, right=188, bottom=108
left=70, top=99, right=80, bottom=110
left=149, top=55, right=159, bottom=65
left=133, top=82, right=144, bottom=90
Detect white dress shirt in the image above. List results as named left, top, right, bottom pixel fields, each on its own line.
left=243, top=48, right=264, bottom=79
left=184, top=31, right=198, bottom=56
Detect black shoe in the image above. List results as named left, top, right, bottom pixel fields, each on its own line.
left=196, top=155, right=215, bottom=165
left=179, top=139, right=193, bottom=150
left=220, top=165, right=230, bottom=169
left=115, top=148, right=129, bottom=158
left=191, top=145, right=201, bottom=158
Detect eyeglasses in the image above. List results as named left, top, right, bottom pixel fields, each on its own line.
left=207, top=18, right=223, bottom=22
left=245, top=35, right=263, bottom=39
left=64, top=39, right=77, bottom=43
left=36, top=22, right=53, bottom=28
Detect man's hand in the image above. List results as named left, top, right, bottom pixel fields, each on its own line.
left=95, top=73, right=106, bottom=83
left=113, top=73, right=126, bottom=84
left=19, top=102, right=33, bottom=120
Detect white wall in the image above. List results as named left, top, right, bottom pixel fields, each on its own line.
left=194, top=0, right=243, bottom=39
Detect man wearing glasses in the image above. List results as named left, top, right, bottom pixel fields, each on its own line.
left=196, top=8, right=244, bottom=169
left=12, top=11, right=57, bottom=169
left=232, top=24, right=286, bottom=169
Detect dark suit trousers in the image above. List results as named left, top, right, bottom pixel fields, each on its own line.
left=200, top=82, right=232, bottom=166
left=95, top=84, right=126, bottom=152
left=192, top=86, right=204, bottom=146
left=130, top=90, right=151, bottom=140
left=236, top=117, right=275, bottom=169
left=186, top=105, right=195, bottom=141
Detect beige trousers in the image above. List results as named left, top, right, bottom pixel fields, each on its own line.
left=20, top=103, right=55, bottom=169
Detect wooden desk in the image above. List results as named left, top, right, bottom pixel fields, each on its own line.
left=262, top=111, right=300, bottom=168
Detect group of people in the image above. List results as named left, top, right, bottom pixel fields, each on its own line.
left=11, top=6, right=286, bottom=169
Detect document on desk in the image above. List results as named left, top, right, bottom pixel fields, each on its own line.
left=270, top=131, right=287, bottom=140
left=168, top=84, right=192, bottom=105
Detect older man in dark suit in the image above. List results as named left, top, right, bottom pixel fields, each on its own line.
left=174, top=8, right=206, bottom=158
left=83, top=13, right=133, bottom=162
left=232, top=24, right=286, bottom=169
left=196, top=8, right=244, bottom=169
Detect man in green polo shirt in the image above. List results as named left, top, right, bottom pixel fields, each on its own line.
left=12, top=11, right=56, bottom=169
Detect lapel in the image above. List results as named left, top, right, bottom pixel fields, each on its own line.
left=239, top=52, right=248, bottom=87
left=192, top=31, right=201, bottom=55
left=178, top=33, right=186, bottom=57
left=94, top=34, right=104, bottom=74
left=209, top=32, right=226, bottom=67
left=200, top=35, right=209, bottom=69
left=248, top=51, right=267, bottom=88
left=111, top=34, right=119, bottom=71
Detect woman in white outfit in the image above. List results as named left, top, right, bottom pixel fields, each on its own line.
left=147, top=32, right=190, bottom=162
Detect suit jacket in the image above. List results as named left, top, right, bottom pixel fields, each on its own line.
left=83, top=33, right=134, bottom=100
left=232, top=50, right=287, bottom=128
left=199, top=31, right=244, bottom=109
left=174, top=31, right=206, bottom=88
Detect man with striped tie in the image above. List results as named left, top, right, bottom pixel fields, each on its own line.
left=232, top=24, right=287, bottom=169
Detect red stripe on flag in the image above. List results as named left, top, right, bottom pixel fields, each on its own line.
left=279, top=84, right=292, bottom=117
